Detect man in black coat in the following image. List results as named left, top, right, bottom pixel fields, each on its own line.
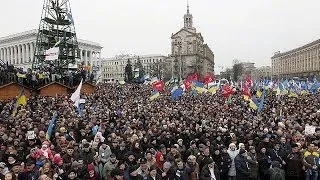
left=200, top=158, right=220, bottom=180
left=286, top=143, right=303, bottom=180
left=235, top=149, right=250, bottom=180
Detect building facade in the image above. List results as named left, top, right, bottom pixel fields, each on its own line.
left=251, top=66, right=272, bottom=81
left=0, top=29, right=103, bottom=70
left=271, top=39, right=320, bottom=79
left=165, top=4, right=214, bottom=80
left=101, top=54, right=167, bottom=82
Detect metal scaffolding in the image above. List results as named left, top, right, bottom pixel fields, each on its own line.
left=33, top=0, right=80, bottom=71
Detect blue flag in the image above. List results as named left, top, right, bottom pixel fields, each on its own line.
left=46, top=113, right=57, bottom=140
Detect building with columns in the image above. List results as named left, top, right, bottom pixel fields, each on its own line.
left=251, top=66, right=272, bottom=81
left=101, top=54, right=167, bottom=82
left=0, top=29, right=103, bottom=70
left=271, top=39, right=320, bottom=79
left=164, top=3, right=214, bottom=80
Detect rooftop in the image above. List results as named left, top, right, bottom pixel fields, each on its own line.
left=0, top=29, right=102, bottom=47
left=272, top=39, right=320, bottom=58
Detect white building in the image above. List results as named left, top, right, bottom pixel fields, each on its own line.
left=0, top=29, right=103, bottom=70
left=101, top=54, right=167, bottom=82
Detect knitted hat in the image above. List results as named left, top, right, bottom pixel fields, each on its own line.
left=87, top=163, right=95, bottom=172
left=163, top=162, right=171, bottom=169
left=239, top=149, right=246, bottom=155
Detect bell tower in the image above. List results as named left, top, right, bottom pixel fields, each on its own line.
left=184, top=0, right=193, bottom=29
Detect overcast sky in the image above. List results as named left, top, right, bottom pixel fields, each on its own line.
left=1, top=0, right=320, bottom=73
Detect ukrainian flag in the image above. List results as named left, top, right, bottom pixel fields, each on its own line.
left=276, top=87, right=281, bottom=95
left=300, top=90, right=309, bottom=95
left=249, top=99, right=258, bottom=110
left=46, top=113, right=57, bottom=140
left=243, top=95, right=250, bottom=102
left=282, top=89, right=288, bottom=95
left=256, top=90, right=262, bottom=99
left=195, top=86, right=207, bottom=94
left=12, top=88, right=27, bottom=116
left=208, top=85, right=218, bottom=94
left=149, top=90, right=160, bottom=101
left=288, top=91, right=298, bottom=98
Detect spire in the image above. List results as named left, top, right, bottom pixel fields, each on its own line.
left=187, top=0, right=190, bottom=14
left=184, top=0, right=193, bottom=29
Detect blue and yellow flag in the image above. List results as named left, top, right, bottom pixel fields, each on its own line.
left=46, top=113, right=57, bottom=140
left=12, top=88, right=27, bottom=116
left=288, top=90, right=298, bottom=98
left=258, top=91, right=265, bottom=112
left=249, top=99, right=258, bottom=110
left=149, top=90, right=160, bottom=101
left=256, top=90, right=262, bottom=99
left=208, top=85, right=218, bottom=94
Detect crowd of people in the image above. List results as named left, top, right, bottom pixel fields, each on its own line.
left=0, top=82, right=319, bottom=180
left=0, top=64, right=95, bottom=88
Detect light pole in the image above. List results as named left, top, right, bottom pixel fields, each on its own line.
left=177, top=42, right=182, bottom=81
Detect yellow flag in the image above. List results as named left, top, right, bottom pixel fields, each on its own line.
left=249, top=99, right=258, bottom=110
left=208, top=86, right=218, bottom=94
left=149, top=92, right=160, bottom=101
left=243, top=95, right=250, bottom=102
left=256, top=90, right=262, bottom=98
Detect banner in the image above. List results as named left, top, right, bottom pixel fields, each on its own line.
left=45, top=47, right=59, bottom=61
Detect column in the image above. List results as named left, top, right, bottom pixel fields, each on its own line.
left=30, top=43, right=34, bottom=63
left=4, top=48, right=7, bottom=63
left=10, top=47, right=14, bottom=64
left=94, top=52, right=97, bottom=66
left=26, top=43, right=30, bottom=63
left=13, top=46, right=16, bottom=64
left=18, top=45, right=22, bottom=64
left=2, top=48, right=4, bottom=62
left=7, top=48, right=10, bottom=64
left=2, top=48, right=5, bottom=61
left=81, top=49, right=84, bottom=62
left=87, top=50, right=91, bottom=66
left=98, top=51, right=101, bottom=68
left=0, top=48, right=3, bottom=60
left=22, top=44, right=26, bottom=64
left=84, top=50, right=88, bottom=65
left=90, top=51, right=94, bottom=66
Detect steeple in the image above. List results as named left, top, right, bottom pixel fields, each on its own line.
left=184, top=0, right=193, bottom=29
left=187, top=0, right=190, bottom=14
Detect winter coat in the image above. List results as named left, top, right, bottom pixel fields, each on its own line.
left=78, top=150, right=96, bottom=165
left=99, top=145, right=112, bottom=164
left=199, top=165, right=220, bottom=180
left=234, top=154, right=249, bottom=180
left=227, top=149, right=238, bottom=176
left=185, top=162, right=199, bottom=180
left=246, top=152, right=258, bottom=179
left=286, top=152, right=303, bottom=177
left=220, top=152, right=231, bottom=174
left=268, top=149, right=286, bottom=164
left=263, top=167, right=285, bottom=180
left=18, top=169, right=40, bottom=180
left=157, top=167, right=176, bottom=180
left=257, top=153, right=271, bottom=179
left=197, top=154, right=213, bottom=170
left=174, top=167, right=189, bottom=180
left=103, top=160, right=118, bottom=180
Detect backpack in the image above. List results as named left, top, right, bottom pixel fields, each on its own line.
left=270, top=168, right=285, bottom=180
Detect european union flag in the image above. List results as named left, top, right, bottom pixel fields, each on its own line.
left=171, top=87, right=183, bottom=100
